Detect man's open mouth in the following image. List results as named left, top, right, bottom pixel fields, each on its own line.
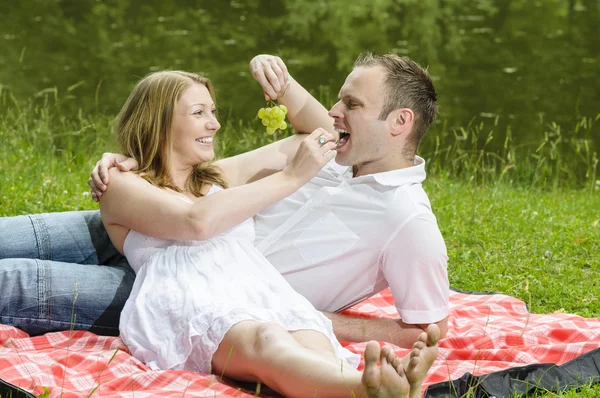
left=335, top=129, right=350, bottom=147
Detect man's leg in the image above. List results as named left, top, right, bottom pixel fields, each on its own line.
left=0, top=211, right=134, bottom=335
left=0, top=259, right=134, bottom=335
left=0, top=211, right=124, bottom=265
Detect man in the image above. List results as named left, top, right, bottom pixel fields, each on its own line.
left=0, top=53, right=448, bottom=347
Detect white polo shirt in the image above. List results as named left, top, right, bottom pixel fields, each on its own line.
left=254, top=156, right=449, bottom=324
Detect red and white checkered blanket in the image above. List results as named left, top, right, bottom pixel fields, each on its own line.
left=2, top=289, right=599, bottom=397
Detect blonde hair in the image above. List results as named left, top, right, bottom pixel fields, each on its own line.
left=115, top=70, right=228, bottom=196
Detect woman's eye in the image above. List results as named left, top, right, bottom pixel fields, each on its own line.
left=193, top=110, right=203, bottom=115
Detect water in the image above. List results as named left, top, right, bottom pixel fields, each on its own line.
left=1, top=0, right=598, bottom=148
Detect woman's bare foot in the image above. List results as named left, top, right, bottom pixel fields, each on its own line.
left=362, top=341, right=410, bottom=398
left=405, top=324, right=440, bottom=398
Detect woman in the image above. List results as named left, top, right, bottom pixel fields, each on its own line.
left=99, top=69, right=438, bottom=398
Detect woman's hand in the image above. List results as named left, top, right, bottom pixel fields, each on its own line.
left=249, top=54, right=290, bottom=101
left=88, top=153, right=138, bottom=201
left=284, top=128, right=337, bottom=185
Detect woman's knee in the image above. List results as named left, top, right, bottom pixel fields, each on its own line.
left=251, top=322, right=293, bottom=360
left=212, top=321, right=290, bottom=380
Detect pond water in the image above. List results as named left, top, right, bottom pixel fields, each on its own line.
left=1, top=0, right=599, bottom=148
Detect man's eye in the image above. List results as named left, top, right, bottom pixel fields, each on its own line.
left=346, top=102, right=357, bottom=109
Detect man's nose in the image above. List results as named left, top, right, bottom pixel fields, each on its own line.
left=328, top=101, right=343, bottom=119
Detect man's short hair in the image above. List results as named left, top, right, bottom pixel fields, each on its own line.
left=354, top=53, right=438, bottom=155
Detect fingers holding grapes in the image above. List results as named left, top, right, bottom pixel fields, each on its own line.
left=249, top=54, right=289, bottom=100
left=284, top=128, right=337, bottom=185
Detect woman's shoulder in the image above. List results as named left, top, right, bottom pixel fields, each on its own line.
left=107, top=167, right=139, bottom=183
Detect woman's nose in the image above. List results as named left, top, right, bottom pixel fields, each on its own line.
left=208, top=115, right=221, bottom=130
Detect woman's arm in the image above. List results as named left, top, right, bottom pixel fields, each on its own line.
left=100, top=129, right=337, bottom=248
left=214, top=134, right=304, bottom=187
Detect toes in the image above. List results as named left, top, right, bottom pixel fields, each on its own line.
left=386, top=348, right=396, bottom=365
left=380, top=354, right=389, bottom=367
left=362, top=341, right=382, bottom=389
left=412, top=340, right=425, bottom=351
left=365, top=341, right=381, bottom=364
left=426, top=324, right=441, bottom=346
left=380, top=345, right=391, bottom=362
left=410, top=346, right=422, bottom=360
left=408, top=355, right=421, bottom=371
left=397, top=364, right=407, bottom=378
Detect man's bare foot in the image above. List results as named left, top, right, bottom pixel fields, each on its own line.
left=362, top=341, right=410, bottom=398
left=405, top=324, right=440, bottom=398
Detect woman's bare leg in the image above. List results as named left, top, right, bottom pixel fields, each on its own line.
left=289, top=329, right=341, bottom=365
left=211, top=321, right=366, bottom=398
left=211, top=321, right=438, bottom=398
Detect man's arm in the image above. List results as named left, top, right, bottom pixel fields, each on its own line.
left=249, top=54, right=336, bottom=137
left=323, top=312, right=448, bottom=348
left=217, top=55, right=338, bottom=187
left=323, top=214, right=450, bottom=347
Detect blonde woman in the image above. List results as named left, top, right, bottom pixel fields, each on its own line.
left=99, top=70, right=438, bottom=398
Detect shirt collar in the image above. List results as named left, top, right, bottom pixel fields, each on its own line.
left=326, top=156, right=426, bottom=186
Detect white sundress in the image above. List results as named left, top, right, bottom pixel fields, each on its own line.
left=119, top=185, right=360, bottom=373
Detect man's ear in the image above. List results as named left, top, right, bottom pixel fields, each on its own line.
left=388, top=108, right=414, bottom=137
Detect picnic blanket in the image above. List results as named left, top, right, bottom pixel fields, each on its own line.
left=1, top=288, right=599, bottom=397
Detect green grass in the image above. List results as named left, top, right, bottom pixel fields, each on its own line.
left=0, top=94, right=599, bottom=397
left=429, top=178, right=599, bottom=318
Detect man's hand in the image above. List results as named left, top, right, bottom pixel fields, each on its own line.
left=250, top=54, right=290, bottom=101
left=88, top=153, right=138, bottom=202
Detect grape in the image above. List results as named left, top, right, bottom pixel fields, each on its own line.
left=257, top=102, right=288, bottom=135
left=274, top=108, right=284, bottom=119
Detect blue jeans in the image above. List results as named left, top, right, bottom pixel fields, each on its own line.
left=0, top=211, right=134, bottom=336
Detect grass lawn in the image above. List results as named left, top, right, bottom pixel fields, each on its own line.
left=0, top=99, right=599, bottom=397
left=429, top=178, right=599, bottom=319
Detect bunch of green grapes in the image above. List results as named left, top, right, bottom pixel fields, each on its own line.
left=257, top=102, right=288, bottom=135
